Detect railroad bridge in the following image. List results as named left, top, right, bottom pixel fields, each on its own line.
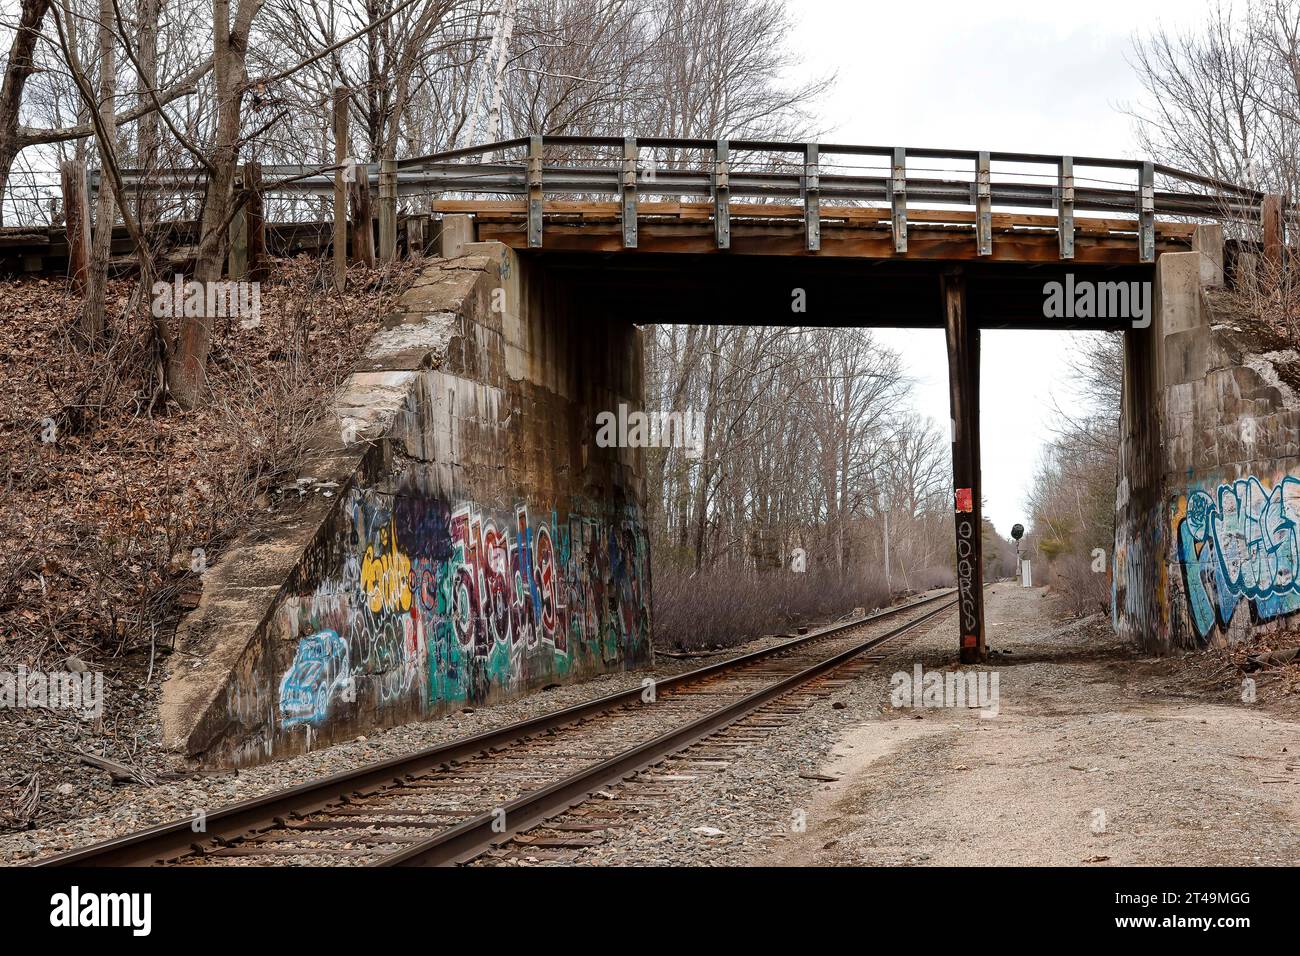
left=22, top=135, right=1288, bottom=766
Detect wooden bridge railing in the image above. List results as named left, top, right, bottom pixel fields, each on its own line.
left=97, top=136, right=1276, bottom=265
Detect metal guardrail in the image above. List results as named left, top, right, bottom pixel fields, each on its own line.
left=99, top=135, right=1273, bottom=263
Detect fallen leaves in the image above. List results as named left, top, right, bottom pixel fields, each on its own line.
left=0, top=258, right=421, bottom=670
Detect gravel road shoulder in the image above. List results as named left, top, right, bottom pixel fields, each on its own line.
left=760, top=585, right=1300, bottom=866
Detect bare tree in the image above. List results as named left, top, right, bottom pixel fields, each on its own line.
left=0, top=0, right=51, bottom=225
left=84, top=0, right=117, bottom=338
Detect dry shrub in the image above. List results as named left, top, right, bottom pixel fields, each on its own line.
left=904, top=565, right=956, bottom=591
left=1209, top=255, right=1300, bottom=390
left=1046, top=553, right=1110, bottom=618
left=652, top=567, right=889, bottom=652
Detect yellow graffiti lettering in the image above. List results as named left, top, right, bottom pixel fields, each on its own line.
left=361, top=522, right=412, bottom=613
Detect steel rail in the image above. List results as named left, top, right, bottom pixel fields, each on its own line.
left=34, top=590, right=955, bottom=867
left=380, top=596, right=957, bottom=866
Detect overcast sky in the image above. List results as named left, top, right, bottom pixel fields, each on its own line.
left=784, top=0, right=1207, bottom=535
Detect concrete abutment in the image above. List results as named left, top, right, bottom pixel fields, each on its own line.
left=163, top=240, right=651, bottom=767
left=1114, top=226, right=1300, bottom=651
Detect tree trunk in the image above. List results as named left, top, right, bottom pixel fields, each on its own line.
left=137, top=0, right=162, bottom=234
left=167, top=0, right=253, bottom=408
left=691, top=325, right=719, bottom=569
left=84, top=0, right=118, bottom=339
left=0, top=0, right=50, bottom=227
left=332, top=86, right=348, bottom=291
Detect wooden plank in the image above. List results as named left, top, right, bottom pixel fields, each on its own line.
left=206, top=845, right=376, bottom=858
left=378, top=157, right=397, bottom=261
left=247, top=161, right=266, bottom=281
left=975, top=151, right=991, bottom=256
left=891, top=146, right=907, bottom=253
left=803, top=142, right=820, bottom=251
left=477, top=220, right=1189, bottom=263
left=1139, top=160, right=1155, bottom=263
left=1263, top=193, right=1283, bottom=264
left=714, top=138, right=730, bottom=248
left=427, top=199, right=1193, bottom=236
left=1058, top=156, right=1075, bottom=259
left=351, top=165, right=375, bottom=266
left=527, top=134, right=543, bottom=248
left=622, top=136, right=638, bottom=249
left=226, top=166, right=247, bottom=278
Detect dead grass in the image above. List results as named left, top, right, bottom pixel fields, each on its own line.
left=652, top=567, right=889, bottom=651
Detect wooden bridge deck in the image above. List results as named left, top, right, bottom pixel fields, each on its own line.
left=443, top=199, right=1194, bottom=264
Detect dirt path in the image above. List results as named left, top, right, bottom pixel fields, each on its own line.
left=761, top=585, right=1300, bottom=866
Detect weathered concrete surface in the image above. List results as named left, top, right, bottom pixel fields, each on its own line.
left=1116, top=231, right=1300, bottom=650
left=163, top=244, right=652, bottom=767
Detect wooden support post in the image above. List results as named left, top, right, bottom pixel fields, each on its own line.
left=621, top=137, right=638, bottom=249
left=351, top=164, right=375, bottom=267
left=246, top=161, right=265, bottom=282
left=803, top=142, right=820, bottom=252
left=890, top=146, right=907, bottom=253
left=332, top=87, right=348, bottom=292
left=1263, top=193, right=1283, bottom=265
left=1138, top=161, right=1155, bottom=263
left=379, top=157, right=397, bottom=261
left=1057, top=156, right=1075, bottom=260
left=59, top=160, right=91, bottom=292
left=975, top=151, right=991, bottom=256
left=527, top=135, right=543, bottom=248
left=227, top=166, right=248, bottom=279
left=713, top=138, right=730, bottom=249
left=943, top=270, right=986, bottom=665
left=977, top=150, right=993, bottom=256
left=410, top=214, right=429, bottom=255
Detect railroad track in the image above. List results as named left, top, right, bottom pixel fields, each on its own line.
left=36, top=590, right=960, bottom=868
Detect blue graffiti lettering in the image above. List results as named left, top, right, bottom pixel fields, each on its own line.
left=1176, top=475, right=1300, bottom=641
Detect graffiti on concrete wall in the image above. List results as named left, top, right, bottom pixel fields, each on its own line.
left=278, top=629, right=352, bottom=726
left=1174, top=475, right=1300, bottom=642
left=274, top=487, right=650, bottom=728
